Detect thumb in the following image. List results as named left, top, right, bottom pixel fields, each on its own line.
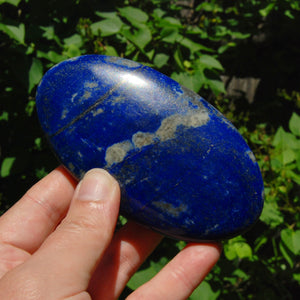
left=0, top=169, right=120, bottom=300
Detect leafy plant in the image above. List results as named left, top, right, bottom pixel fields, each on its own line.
left=1, top=0, right=300, bottom=298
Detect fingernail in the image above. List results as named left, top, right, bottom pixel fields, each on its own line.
left=75, top=169, right=116, bottom=201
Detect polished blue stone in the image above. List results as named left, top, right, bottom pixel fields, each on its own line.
left=36, top=55, right=264, bottom=241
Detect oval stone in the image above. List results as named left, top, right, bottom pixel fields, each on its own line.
left=36, top=55, right=264, bottom=241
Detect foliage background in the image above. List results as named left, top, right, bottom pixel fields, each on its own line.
left=1, top=0, right=300, bottom=298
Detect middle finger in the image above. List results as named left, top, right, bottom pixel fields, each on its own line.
left=88, top=221, right=163, bottom=300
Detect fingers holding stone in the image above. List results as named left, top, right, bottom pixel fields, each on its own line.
left=89, top=221, right=163, bottom=299
left=0, top=169, right=120, bottom=299
left=35, top=169, right=120, bottom=291
left=0, top=166, right=77, bottom=253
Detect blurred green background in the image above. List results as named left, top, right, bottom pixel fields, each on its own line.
left=1, top=0, right=300, bottom=298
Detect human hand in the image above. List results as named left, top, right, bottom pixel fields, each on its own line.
left=0, top=166, right=221, bottom=299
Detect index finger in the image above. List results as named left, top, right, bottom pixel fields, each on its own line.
left=0, top=166, right=77, bottom=253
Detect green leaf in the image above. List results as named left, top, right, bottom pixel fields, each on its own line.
left=254, top=235, right=268, bottom=252
left=1, top=157, right=16, bottom=178
left=153, top=53, right=169, bottom=68
left=64, top=34, right=83, bottom=47
left=207, top=79, right=226, bottom=95
left=260, top=201, right=284, bottom=228
left=118, top=6, right=148, bottom=24
left=0, top=0, right=21, bottom=6
left=190, top=281, right=220, bottom=300
left=40, top=26, right=61, bottom=45
left=118, top=215, right=127, bottom=226
left=280, top=228, right=300, bottom=267
left=121, top=25, right=152, bottom=50
left=259, top=3, right=276, bottom=17
left=291, top=2, right=300, bottom=10
left=28, top=58, right=43, bottom=93
left=197, top=55, right=224, bottom=71
left=289, top=113, right=300, bottom=136
left=230, top=31, right=251, bottom=39
left=40, top=26, right=55, bottom=40
left=161, top=28, right=180, bottom=43
left=127, top=266, right=157, bottom=290
left=293, top=273, right=300, bottom=285
left=173, top=47, right=184, bottom=70
left=175, top=240, right=186, bottom=251
left=0, top=111, right=9, bottom=121
left=95, top=11, right=118, bottom=19
left=296, top=151, right=300, bottom=171
left=25, top=100, right=36, bottom=116
left=152, top=8, right=166, bottom=19
left=288, top=170, right=300, bottom=184
left=171, top=72, right=191, bottom=89
left=282, top=149, right=296, bottom=165
left=91, top=18, right=123, bottom=37
left=273, top=127, right=300, bottom=150
left=284, top=10, right=295, bottom=19
left=104, top=46, right=118, bottom=57
left=171, top=72, right=204, bottom=93
left=279, top=240, right=294, bottom=268
left=218, top=42, right=236, bottom=54
left=213, top=25, right=229, bottom=39
left=232, top=269, right=250, bottom=281
left=196, top=2, right=223, bottom=12
left=193, top=70, right=207, bottom=92
left=34, top=137, right=42, bottom=151
left=224, top=237, right=253, bottom=260
left=235, top=242, right=252, bottom=259
left=281, top=228, right=300, bottom=256
left=37, top=50, right=67, bottom=64
left=171, top=71, right=206, bottom=93
left=157, top=16, right=182, bottom=28
left=186, top=26, right=204, bottom=35
left=127, top=258, right=167, bottom=290
left=35, top=167, right=48, bottom=179
left=178, top=37, right=213, bottom=53
left=145, top=48, right=155, bottom=60
left=65, top=44, right=81, bottom=58
left=0, top=23, right=25, bottom=44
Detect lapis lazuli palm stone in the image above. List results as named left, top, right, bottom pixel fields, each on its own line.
left=36, top=55, right=264, bottom=241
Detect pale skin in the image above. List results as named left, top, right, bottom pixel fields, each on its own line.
left=0, top=166, right=221, bottom=299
